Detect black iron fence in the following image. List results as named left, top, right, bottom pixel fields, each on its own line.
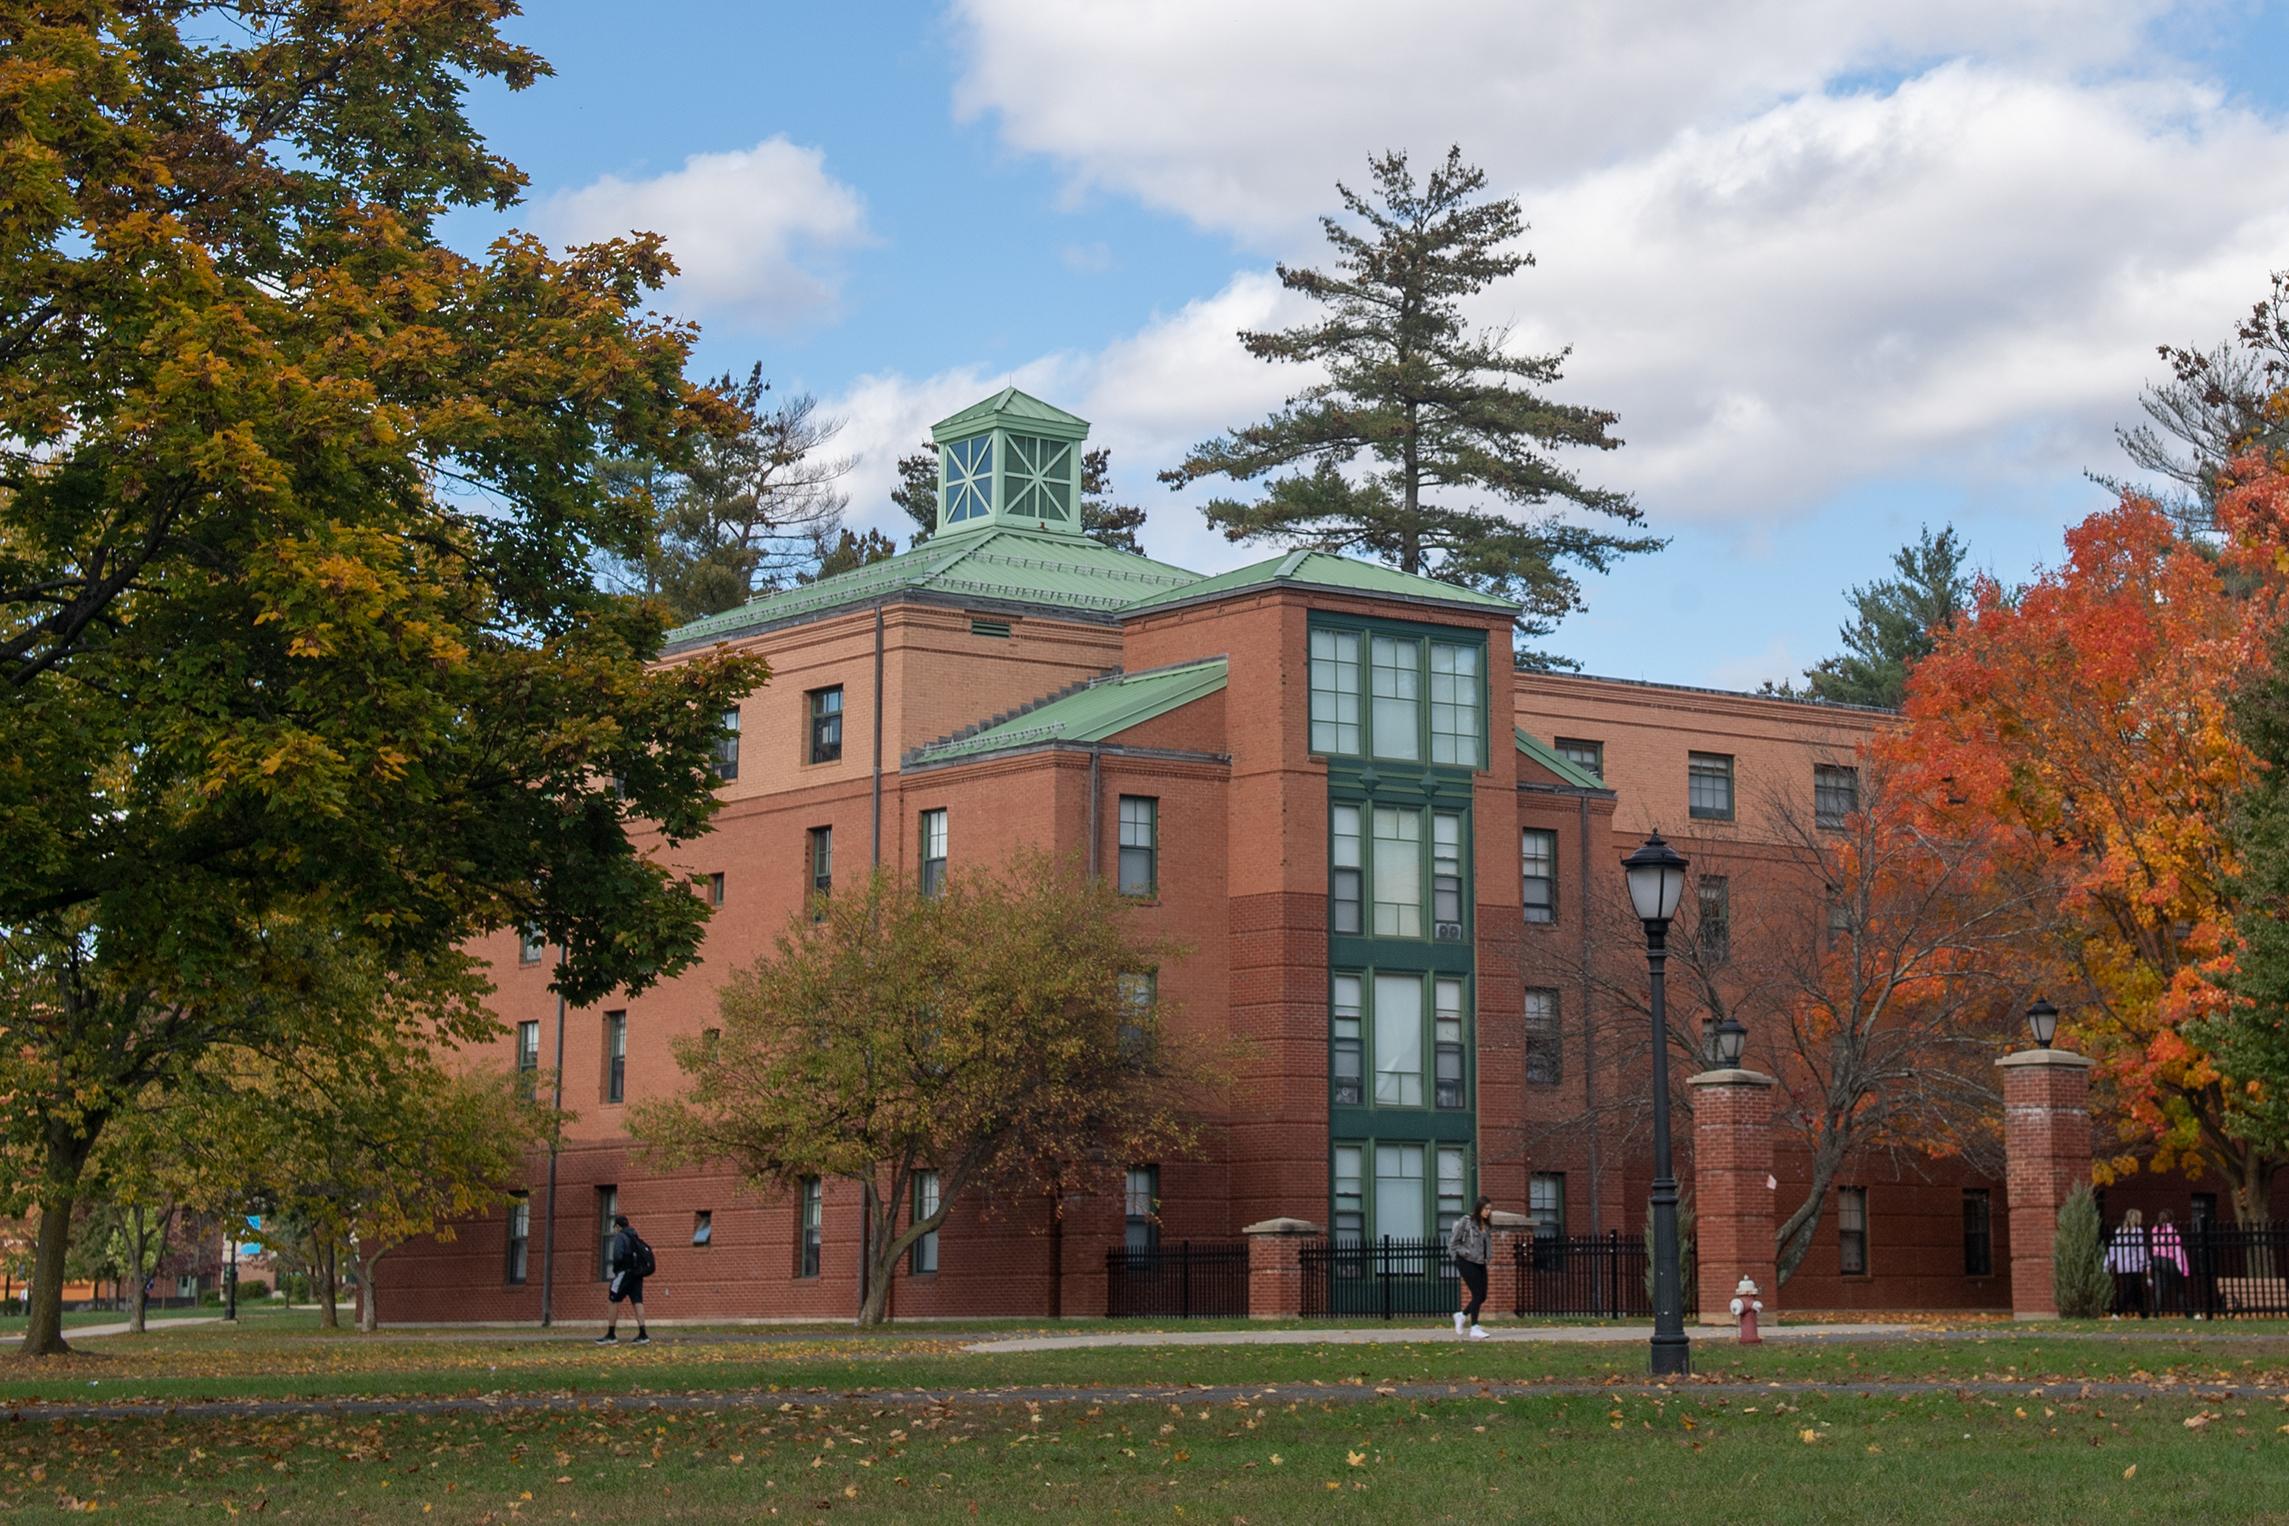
left=1510, top=1231, right=1685, bottom=1319
left=2106, top=1220, right=2289, bottom=1319
left=1104, top=1241, right=1249, bottom=1318
left=1300, top=1236, right=1457, bottom=1318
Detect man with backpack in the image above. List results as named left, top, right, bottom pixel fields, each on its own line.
left=596, top=1214, right=653, bottom=1345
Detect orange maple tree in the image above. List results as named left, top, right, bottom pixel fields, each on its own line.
left=1891, top=477, right=2289, bottom=1217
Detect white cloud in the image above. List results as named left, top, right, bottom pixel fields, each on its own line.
left=950, top=0, right=2177, bottom=242
left=537, top=137, right=871, bottom=329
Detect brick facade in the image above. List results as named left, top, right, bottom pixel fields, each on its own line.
left=1686, top=1069, right=1779, bottom=1326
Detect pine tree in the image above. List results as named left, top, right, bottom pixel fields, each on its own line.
left=892, top=445, right=1147, bottom=553
left=2053, top=1184, right=2113, bottom=1318
left=1159, top=147, right=1661, bottom=659
left=605, top=366, right=854, bottom=622
left=1800, top=525, right=1972, bottom=709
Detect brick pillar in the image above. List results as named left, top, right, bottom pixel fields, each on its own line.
left=1687, top=1068, right=1778, bottom=1329
left=1243, top=1218, right=1321, bottom=1319
left=1997, top=1049, right=2095, bottom=1321
left=1483, top=1209, right=1535, bottom=1320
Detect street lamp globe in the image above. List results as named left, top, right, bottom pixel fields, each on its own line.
left=1622, top=831, right=1691, bottom=927
left=2025, top=997, right=2060, bottom=1049
left=1710, top=1015, right=1748, bottom=1070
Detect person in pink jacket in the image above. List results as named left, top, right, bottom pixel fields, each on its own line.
left=2150, top=1210, right=2190, bottom=1316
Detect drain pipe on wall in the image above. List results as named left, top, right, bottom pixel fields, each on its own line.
left=1087, top=746, right=1102, bottom=878
left=1578, top=792, right=1601, bottom=1239
left=871, top=603, right=885, bottom=868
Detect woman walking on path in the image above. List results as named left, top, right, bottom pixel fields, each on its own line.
left=2150, top=1210, right=2189, bottom=1315
left=1449, top=1196, right=1495, bottom=1340
left=2105, top=1209, right=2150, bottom=1319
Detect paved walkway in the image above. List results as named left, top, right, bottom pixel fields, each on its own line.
left=0, top=1316, right=222, bottom=1346
left=964, top=1321, right=1904, bottom=1353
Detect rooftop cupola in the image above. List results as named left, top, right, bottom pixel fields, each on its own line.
left=929, top=387, right=1090, bottom=538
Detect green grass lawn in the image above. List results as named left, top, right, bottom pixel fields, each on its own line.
left=3, top=1318, right=2287, bottom=1409
left=4, top=1387, right=2284, bottom=1522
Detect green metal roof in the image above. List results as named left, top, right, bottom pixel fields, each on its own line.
left=1514, top=728, right=1606, bottom=791
left=930, top=387, right=1090, bottom=443
left=909, top=658, right=1228, bottom=764
left=1123, top=549, right=1519, bottom=615
left=664, top=526, right=1202, bottom=650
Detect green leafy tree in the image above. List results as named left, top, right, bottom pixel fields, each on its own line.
left=1795, top=526, right=1973, bottom=709
left=1159, top=147, right=1661, bottom=659
left=0, top=4, right=763, bottom=1357
left=2053, top=1184, right=2113, bottom=1318
left=2208, top=595, right=2289, bottom=1174
left=804, top=527, right=901, bottom=583
left=603, top=366, right=856, bottom=621
left=893, top=444, right=1148, bottom=554
left=635, top=858, right=1209, bottom=1326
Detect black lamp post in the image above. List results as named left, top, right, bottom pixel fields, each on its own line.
left=1622, top=830, right=1693, bottom=1378
left=1708, top=1014, right=1747, bottom=1071
left=2025, top=997, right=2060, bottom=1049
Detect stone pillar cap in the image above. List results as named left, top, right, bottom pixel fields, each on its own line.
left=1995, top=1048, right=2095, bottom=1071
left=1242, top=1217, right=1323, bottom=1236
left=1488, top=1210, right=1538, bottom=1232
left=1686, top=1067, right=1777, bottom=1088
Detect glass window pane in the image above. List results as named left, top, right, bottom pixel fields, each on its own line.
left=1525, top=988, right=1561, bottom=1085
left=1433, top=812, right=1464, bottom=939
left=1429, top=643, right=1482, bottom=766
left=1371, top=808, right=1422, bottom=938
left=1369, top=636, right=1421, bottom=761
left=1310, top=629, right=1362, bottom=754
left=1522, top=827, right=1556, bottom=924
left=1689, top=753, right=1734, bottom=820
left=1331, top=805, right=1363, bottom=935
left=1374, top=1143, right=1426, bottom=1241
left=1373, top=973, right=1424, bottom=1107
left=1333, top=1145, right=1365, bottom=1243
left=1332, top=974, right=1364, bottom=1106
left=1436, top=1146, right=1467, bottom=1237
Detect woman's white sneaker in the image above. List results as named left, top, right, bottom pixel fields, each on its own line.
left=1453, top=1312, right=1467, bottom=1334
left=1468, top=1325, right=1489, bottom=1340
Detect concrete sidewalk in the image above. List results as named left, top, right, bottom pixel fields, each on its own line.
left=1, top=1315, right=224, bottom=1345
left=966, top=1321, right=1902, bottom=1353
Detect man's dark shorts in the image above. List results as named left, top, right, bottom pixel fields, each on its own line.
left=608, top=1275, right=645, bottom=1305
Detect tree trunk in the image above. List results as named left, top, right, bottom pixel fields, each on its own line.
left=2228, top=1146, right=2278, bottom=1227
left=1772, top=1126, right=1852, bottom=1287
left=317, top=1240, right=339, bottom=1330
left=18, top=1126, right=98, bottom=1358
left=127, top=1206, right=149, bottom=1335
left=356, top=1253, right=382, bottom=1333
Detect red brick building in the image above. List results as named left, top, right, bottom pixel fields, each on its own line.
left=377, top=389, right=2197, bottom=1325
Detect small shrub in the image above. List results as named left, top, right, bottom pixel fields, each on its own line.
left=2054, top=1184, right=2112, bottom=1317
left=236, top=1278, right=270, bottom=1301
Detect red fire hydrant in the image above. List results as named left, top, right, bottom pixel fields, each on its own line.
left=1729, top=1277, right=1765, bottom=1344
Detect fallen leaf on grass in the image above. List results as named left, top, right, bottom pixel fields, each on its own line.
left=2123, top=1465, right=2137, bottom=1480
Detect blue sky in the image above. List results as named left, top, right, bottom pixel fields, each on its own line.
left=454, top=1, right=2289, bottom=688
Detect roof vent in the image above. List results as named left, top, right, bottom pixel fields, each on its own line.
left=969, top=616, right=1013, bottom=639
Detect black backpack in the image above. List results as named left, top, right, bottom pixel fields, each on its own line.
left=631, top=1233, right=656, bottom=1278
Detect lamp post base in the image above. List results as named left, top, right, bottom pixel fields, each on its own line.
left=1650, top=1332, right=1692, bottom=1378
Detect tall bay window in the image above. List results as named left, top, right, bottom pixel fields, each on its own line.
left=1333, top=970, right=1470, bottom=1114
left=1307, top=622, right=1486, bottom=767
left=603, top=1012, right=627, bottom=1104
left=797, top=1178, right=822, bottom=1278
left=1330, top=802, right=1469, bottom=944
left=1374, top=1143, right=1426, bottom=1242
left=516, top=1020, right=540, bottom=1100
